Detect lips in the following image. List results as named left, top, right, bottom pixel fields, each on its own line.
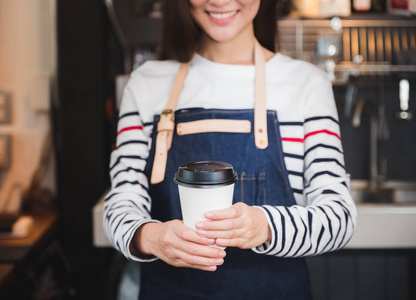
left=205, top=10, right=238, bottom=25
left=207, top=11, right=238, bottom=20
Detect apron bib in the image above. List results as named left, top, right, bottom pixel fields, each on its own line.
left=140, top=41, right=312, bottom=300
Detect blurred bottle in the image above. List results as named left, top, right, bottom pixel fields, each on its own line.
left=388, top=0, right=411, bottom=15
left=295, top=0, right=351, bottom=18
left=353, top=0, right=371, bottom=11
left=351, top=0, right=386, bottom=12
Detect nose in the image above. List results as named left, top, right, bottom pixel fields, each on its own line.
left=208, top=0, right=232, bottom=6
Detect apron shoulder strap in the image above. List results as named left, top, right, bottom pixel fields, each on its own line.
left=151, top=62, right=191, bottom=184
left=254, top=40, right=268, bottom=149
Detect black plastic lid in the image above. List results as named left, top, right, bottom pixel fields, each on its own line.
left=174, top=161, right=238, bottom=188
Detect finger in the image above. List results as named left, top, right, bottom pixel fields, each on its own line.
left=188, top=264, right=218, bottom=272
left=199, top=265, right=218, bottom=272
left=177, top=225, right=217, bottom=245
left=171, top=255, right=219, bottom=272
left=197, top=228, right=243, bottom=239
left=205, top=205, right=240, bottom=220
left=175, top=248, right=225, bottom=268
left=215, top=238, right=242, bottom=248
left=195, top=219, right=235, bottom=231
left=177, top=239, right=227, bottom=259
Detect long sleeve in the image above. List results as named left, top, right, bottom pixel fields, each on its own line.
left=253, top=75, right=357, bottom=257
left=103, top=79, right=160, bottom=262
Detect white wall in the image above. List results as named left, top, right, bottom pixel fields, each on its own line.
left=0, top=0, right=56, bottom=212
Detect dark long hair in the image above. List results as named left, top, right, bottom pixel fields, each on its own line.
left=158, top=0, right=279, bottom=62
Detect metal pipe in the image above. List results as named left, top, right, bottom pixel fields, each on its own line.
left=104, top=0, right=132, bottom=74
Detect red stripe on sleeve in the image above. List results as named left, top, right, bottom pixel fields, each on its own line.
left=282, top=137, right=304, bottom=143
left=304, top=130, right=340, bottom=140
left=117, top=126, right=143, bottom=135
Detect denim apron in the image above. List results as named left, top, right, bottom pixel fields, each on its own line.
left=140, top=43, right=312, bottom=300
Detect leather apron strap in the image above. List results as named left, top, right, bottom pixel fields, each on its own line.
left=150, top=40, right=268, bottom=184
left=150, top=62, right=191, bottom=184
left=254, top=40, right=268, bottom=149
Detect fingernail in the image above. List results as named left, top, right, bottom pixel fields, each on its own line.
left=195, top=223, right=204, bottom=229
left=216, top=259, right=224, bottom=265
left=208, top=266, right=216, bottom=271
left=206, top=212, right=214, bottom=218
left=219, top=251, right=226, bottom=258
left=208, top=239, right=216, bottom=244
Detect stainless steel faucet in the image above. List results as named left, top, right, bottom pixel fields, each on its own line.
left=352, top=97, right=380, bottom=191
left=351, top=93, right=390, bottom=193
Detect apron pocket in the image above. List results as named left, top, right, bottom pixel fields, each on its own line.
left=240, top=171, right=267, bottom=206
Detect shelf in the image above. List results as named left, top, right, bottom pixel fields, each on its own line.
left=280, top=12, right=416, bottom=22
left=279, top=15, right=416, bottom=84
left=0, top=213, right=58, bottom=262
left=326, top=62, right=416, bottom=85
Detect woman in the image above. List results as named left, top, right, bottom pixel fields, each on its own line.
left=104, top=0, right=357, bottom=299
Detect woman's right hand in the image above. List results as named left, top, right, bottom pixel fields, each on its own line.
left=130, top=220, right=226, bottom=272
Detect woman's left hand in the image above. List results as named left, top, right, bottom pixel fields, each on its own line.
left=195, top=202, right=272, bottom=249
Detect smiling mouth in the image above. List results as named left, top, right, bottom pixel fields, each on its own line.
left=206, top=11, right=238, bottom=20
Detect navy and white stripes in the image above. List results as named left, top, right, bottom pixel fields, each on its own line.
left=103, top=55, right=357, bottom=261
left=103, top=87, right=160, bottom=259
left=252, top=113, right=356, bottom=256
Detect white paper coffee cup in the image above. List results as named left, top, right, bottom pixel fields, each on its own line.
left=178, top=183, right=235, bottom=230
left=174, top=161, right=238, bottom=248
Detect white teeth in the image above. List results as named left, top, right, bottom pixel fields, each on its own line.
left=208, top=11, right=237, bottom=19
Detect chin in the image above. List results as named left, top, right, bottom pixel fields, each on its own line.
left=205, top=30, right=239, bottom=44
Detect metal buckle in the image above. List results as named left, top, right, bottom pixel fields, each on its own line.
left=161, top=109, right=175, bottom=122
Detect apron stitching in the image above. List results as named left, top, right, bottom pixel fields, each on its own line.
left=240, top=172, right=246, bottom=203
left=273, top=115, right=297, bottom=205
left=262, top=171, right=267, bottom=205
left=240, top=172, right=266, bottom=205
left=174, top=109, right=276, bottom=119
left=176, top=109, right=253, bottom=118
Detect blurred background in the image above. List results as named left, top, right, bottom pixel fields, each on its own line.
left=0, top=0, right=415, bottom=299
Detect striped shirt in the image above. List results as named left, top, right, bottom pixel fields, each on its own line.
left=103, top=53, right=357, bottom=261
